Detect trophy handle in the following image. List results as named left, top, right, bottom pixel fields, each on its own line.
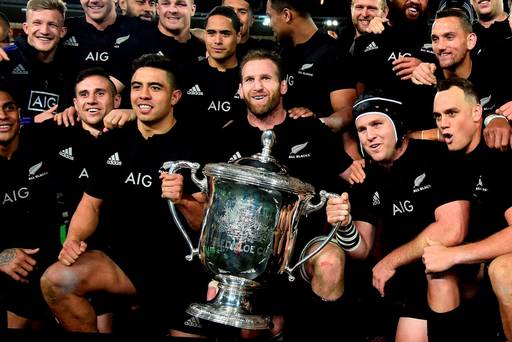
left=303, top=190, right=329, bottom=216
left=161, top=160, right=207, bottom=261
left=285, top=190, right=340, bottom=281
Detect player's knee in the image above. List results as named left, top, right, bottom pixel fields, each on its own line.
left=41, top=262, right=84, bottom=301
left=489, top=255, right=512, bottom=300
left=309, top=244, right=345, bottom=285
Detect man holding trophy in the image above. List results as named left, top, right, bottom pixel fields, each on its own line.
left=161, top=49, right=358, bottom=339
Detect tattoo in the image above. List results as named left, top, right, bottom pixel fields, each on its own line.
left=0, top=248, right=16, bottom=265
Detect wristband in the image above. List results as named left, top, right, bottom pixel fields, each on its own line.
left=334, top=220, right=361, bottom=251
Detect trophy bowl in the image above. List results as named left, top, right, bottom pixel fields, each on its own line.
left=162, top=131, right=338, bottom=330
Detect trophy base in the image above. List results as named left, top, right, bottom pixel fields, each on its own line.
left=187, top=303, right=271, bottom=330
left=186, top=275, right=271, bottom=330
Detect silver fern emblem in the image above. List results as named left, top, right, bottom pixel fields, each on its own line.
left=300, top=63, right=314, bottom=71
left=115, top=35, right=130, bottom=45
left=414, top=173, right=426, bottom=188
left=29, top=162, right=43, bottom=176
left=291, top=142, right=308, bottom=154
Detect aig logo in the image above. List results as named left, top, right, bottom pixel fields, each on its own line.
left=85, top=51, right=109, bottom=62
left=387, top=52, right=412, bottom=62
left=208, top=101, right=231, bottom=112
left=286, top=74, right=294, bottom=86
left=392, top=200, right=413, bottom=216
left=125, top=172, right=152, bottom=188
left=28, top=91, right=59, bottom=112
left=2, top=187, right=29, bottom=205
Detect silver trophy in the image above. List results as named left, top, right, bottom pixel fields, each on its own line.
left=162, top=131, right=339, bottom=330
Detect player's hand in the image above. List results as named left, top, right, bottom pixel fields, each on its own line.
left=326, top=192, right=351, bottom=227
left=160, top=172, right=185, bottom=204
left=372, top=257, right=396, bottom=297
left=393, top=56, right=422, bottom=80
left=288, top=107, right=315, bottom=119
left=411, top=63, right=437, bottom=86
left=54, top=106, right=79, bottom=127
left=366, top=17, right=389, bottom=34
left=0, top=248, right=39, bottom=283
left=103, top=109, right=135, bottom=132
left=59, top=240, right=87, bottom=266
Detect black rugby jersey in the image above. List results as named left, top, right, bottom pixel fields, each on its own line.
left=111, top=27, right=207, bottom=88
left=280, top=30, right=356, bottom=119
left=85, top=121, right=208, bottom=258
left=0, top=125, right=61, bottom=262
left=354, top=25, right=437, bottom=130
left=177, top=59, right=245, bottom=129
left=0, top=36, right=71, bottom=125
left=351, top=140, right=470, bottom=254
left=220, top=116, right=351, bottom=192
left=473, top=18, right=512, bottom=58
left=42, top=122, right=101, bottom=215
left=463, top=141, right=512, bottom=242
left=84, top=120, right=211, bottom=320
left=62, top=15, right=154, bottom=81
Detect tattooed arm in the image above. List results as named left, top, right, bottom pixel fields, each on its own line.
left=0, top=248, right=40, bottom=283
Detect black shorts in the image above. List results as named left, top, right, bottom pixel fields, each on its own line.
left=105, top=246, right=211, bottom=332
left=0, top=269, right=52, bottom=320
left=383, top=262, right=429, bottom=320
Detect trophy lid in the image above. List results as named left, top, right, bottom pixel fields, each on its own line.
left=203, top=130, right=315, bottom=196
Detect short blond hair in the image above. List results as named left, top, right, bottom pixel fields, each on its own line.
left=26, top=0, right=67, bottom=18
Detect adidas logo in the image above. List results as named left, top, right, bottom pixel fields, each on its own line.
left=156, top=50, right=164, bottom=56
left=12, top=64, right=28, bottom=75
left=233, top=89, right=240, bottom=99
left=63, top=36, right=79, bottom=47
left=229, top=151, right=242, bottom=162
left=364, top=41, right=378, bottom=53
left=106, top=152, right=122, bottom=166
left=372, top=191, right=380, bottom=206
left=59, top=147, right=74, bottom=161
left=187, top=84, right=203, bottom=96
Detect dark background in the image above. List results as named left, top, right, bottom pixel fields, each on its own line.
left=0, top=0, right=353, bottom=37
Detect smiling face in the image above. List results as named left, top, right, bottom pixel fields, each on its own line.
left=433, top=85, right=481, bottom=153
left=130, top=67, right=181, bottom=126
left=391, top=0, right=428, bottom=22
left=0, top=91, right=20, bottom=147
left=74, top=75, right=120, bottom=128
left=119, top=0, right=157, bottom=21
left=351, top=0, right=388, bottom=34
left=80, top=0, right=116, bottom=23
left=471, top=0, right=504, bottom=20
left=356, top=113, right=399, bottom=163
left=157, top=0, right=196, bottom=35
left=240, top=58, right=287, bottom=118
left=23, top=9, right=66, bottom=55
left=431, top=16, right=476, bottom=69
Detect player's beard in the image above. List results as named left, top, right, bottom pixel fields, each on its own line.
left=246, top=91, right=280, bottom=119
